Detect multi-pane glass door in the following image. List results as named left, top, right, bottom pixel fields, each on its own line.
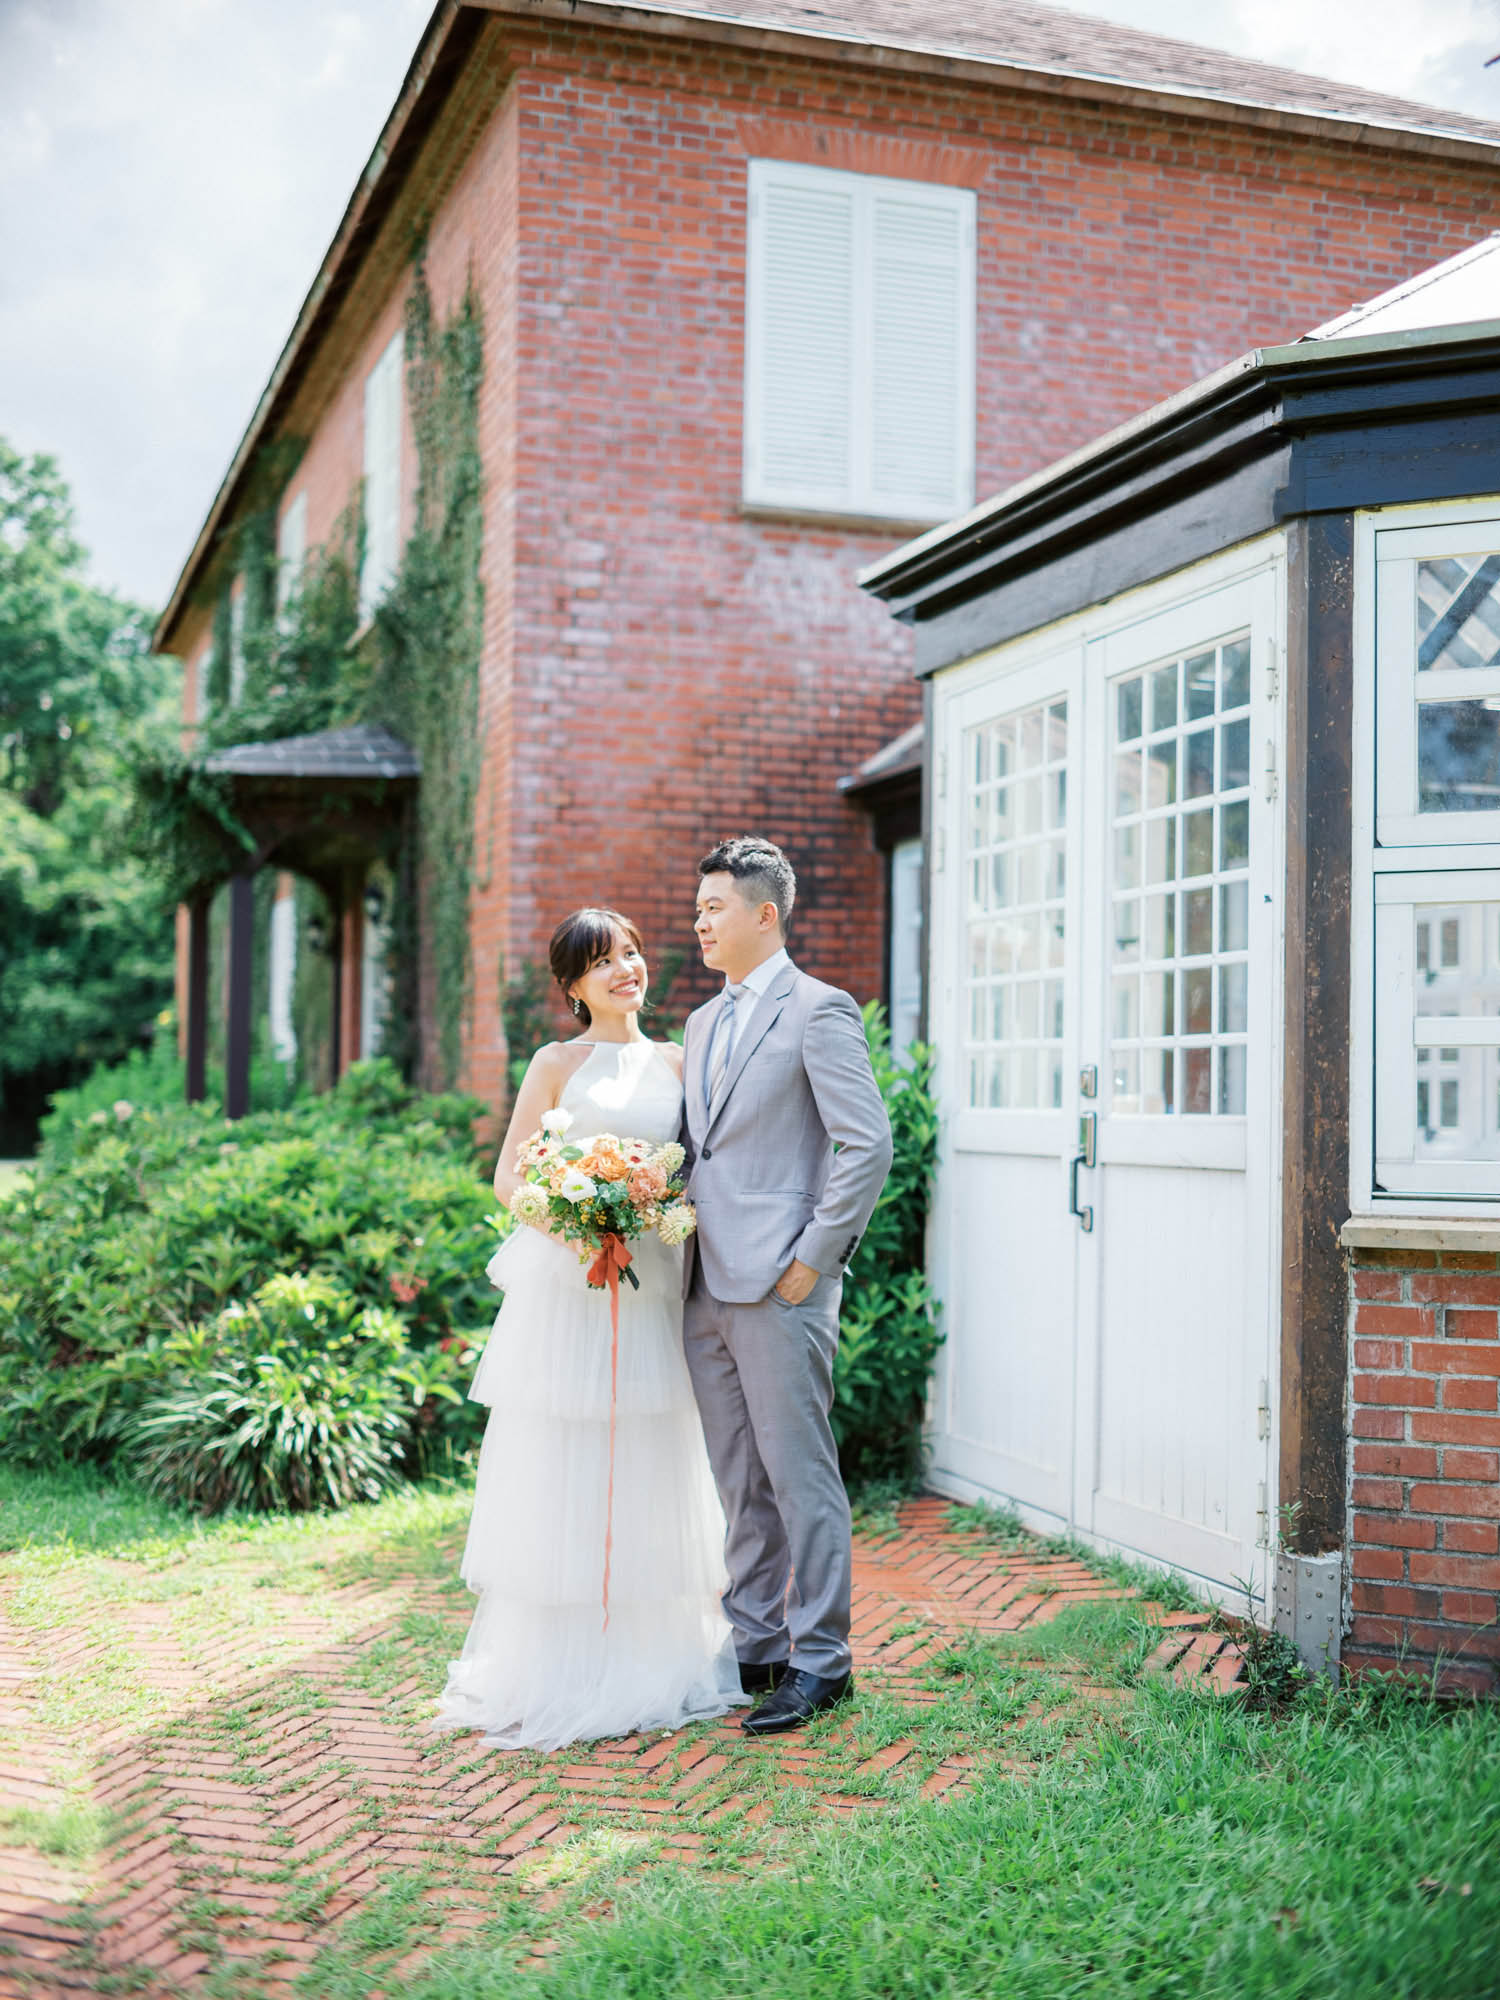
left=930, top=560, right=1281, bottom=1600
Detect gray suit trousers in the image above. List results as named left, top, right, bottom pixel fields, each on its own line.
left=683, top=1263, right=852, bottom=1678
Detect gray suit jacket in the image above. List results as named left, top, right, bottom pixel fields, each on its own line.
left=680, top=960, right=894, bottom=1304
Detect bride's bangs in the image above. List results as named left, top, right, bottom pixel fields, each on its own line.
left=549, top=907, right=646, bottom=1008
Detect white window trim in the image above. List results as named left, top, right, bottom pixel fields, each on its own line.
left=1351, top=497, right=1500, bottom=1215
left=743, top=159, right=976, bottom=523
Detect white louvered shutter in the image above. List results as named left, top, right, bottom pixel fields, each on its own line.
left=276, top=491, right=307, bottom=612
left=360, top=333, right=404, bottom=619
left=744, top=161, right=974, bottom=522
left=869, top=189, right=973, bottom=517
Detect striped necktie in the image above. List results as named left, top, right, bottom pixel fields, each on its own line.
left=707, top=982, right=748, bottom=1115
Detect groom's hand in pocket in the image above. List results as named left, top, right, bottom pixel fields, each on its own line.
left=772, top=1258, right=818, bottom=1306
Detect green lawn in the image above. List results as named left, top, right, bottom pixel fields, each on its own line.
left=1, top=1466, right=1495, bottom=2000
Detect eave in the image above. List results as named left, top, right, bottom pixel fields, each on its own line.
left=859, top=317, right=1500, bottom=638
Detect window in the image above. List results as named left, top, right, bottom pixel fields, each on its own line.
left=1368, top=511, right=1500, bottom=1200
left=360, top=332, right=404, bottom=621
left=889, top=838, right=924, bottom=1064
left=1108, top=635, right=1252, bottom=1117
left=276, top=491, right=308, bottom=613
left=743, top=161, right=975, bottom=523
left=228, top=586, right=245, bottom=704
left=961, top=698, right=1067, bottom=1108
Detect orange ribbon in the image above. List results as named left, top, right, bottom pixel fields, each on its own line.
left=585, top=1234, right=635, bottom=1632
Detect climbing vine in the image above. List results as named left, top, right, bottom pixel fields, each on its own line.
left=365, top=261, right=485, bottom=1088
left=127, top=254, right=485, bottom=1094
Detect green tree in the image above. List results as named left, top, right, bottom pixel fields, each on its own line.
left=0, top=440, right=178, bottom=1150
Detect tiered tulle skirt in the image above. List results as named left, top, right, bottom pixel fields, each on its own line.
left=432, top=1225, right=745, bottom=1749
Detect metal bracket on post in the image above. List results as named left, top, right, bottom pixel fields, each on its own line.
left=1274, top=1550, right=1343, bottom=1681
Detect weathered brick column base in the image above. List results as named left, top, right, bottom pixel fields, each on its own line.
left=1343, top=1223, right=1500, bottom=1696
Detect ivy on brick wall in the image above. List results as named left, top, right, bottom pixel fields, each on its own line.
left=365, top=262, right=485, bottom=1088
left=128, top=256, right=485, bottom=1094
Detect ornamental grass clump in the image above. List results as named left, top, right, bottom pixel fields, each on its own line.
left=126, top=1273, right=419, bottom=1514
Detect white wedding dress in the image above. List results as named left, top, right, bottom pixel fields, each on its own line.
left=433, top=1039, right=745, bottom=1749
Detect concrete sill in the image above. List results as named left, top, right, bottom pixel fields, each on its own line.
left=1341, top=1216, right=1500, bottom=1252
left=739, top=503, right=946, bottom=540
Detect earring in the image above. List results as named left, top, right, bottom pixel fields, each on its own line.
left=570, top=995, right=583, bottom=1017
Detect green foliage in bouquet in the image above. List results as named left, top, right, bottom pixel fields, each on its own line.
left=0, top=1059, right=498, bottom=1494
left=833, top=1007, right=943, bottom=1484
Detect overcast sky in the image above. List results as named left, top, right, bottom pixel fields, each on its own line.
left=3, top=0, right=1499, bottom=612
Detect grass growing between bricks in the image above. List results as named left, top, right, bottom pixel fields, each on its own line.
left=2, top=1472, right=1497, bottom=1997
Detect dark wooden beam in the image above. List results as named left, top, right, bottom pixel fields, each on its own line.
left=185, top=894, right=209, bottom=1105
left=225, top=871, right=255, bottom=1121
left=1279, top=514, right=1354, bottom=1553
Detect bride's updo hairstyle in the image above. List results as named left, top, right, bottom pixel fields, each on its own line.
left=549, top=908, right=646, bottom=1029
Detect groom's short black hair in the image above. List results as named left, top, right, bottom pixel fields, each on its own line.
left=699, top=836, right=796, bottom=933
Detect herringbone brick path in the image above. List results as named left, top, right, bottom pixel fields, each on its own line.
left=0, top=1497, right=1239, bottom=1997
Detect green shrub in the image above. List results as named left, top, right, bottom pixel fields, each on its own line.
left=833, top=1009, right=943, bottom=1484
left=0, top=1058, right=499, bottom=1489
left=126, top=1274, right=424, bottom=1512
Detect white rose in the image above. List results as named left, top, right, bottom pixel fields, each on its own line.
left=557, top=1168, right=596, bottom=1204
left=540, top=1108, right=575, bottom=1136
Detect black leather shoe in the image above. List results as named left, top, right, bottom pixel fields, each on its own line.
left=739, top=1659, right=788, bottom=1696
left=740, top=1666, right=853, bottom=1735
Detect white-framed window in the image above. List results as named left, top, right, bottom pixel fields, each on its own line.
left=960, top=694, right=1069, bottom=1110
left=889, top=837, right=924, bottom=1064
left=360, top=331, right=404, bottom=621
left=1356, top=503, right=1500, bottom=1206
left=276, top=491, right=308, bottom=614
left=743, top=160, right=975, bottom=523
left=1108, top=634, right=1253, bottom=1117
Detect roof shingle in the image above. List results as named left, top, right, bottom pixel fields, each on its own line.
left=596, top=0, right=1500, bottom=145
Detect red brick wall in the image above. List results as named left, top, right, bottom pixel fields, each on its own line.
left=1347, top=1247, right=1500, bottom=1696
left=171, top=13, right=1500, bottom=1113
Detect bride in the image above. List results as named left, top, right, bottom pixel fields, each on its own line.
left=433, top=907, right=746, bottom=1748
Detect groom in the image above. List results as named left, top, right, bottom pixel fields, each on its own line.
left=681, top=836, right=893, bottom=1735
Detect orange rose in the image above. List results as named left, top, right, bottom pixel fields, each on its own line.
left=628, top=1164, right=669, bottom=1203
left=585, top=1148, right=631, bottom=1183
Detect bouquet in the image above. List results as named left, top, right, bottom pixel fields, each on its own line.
left=505, top=1106, right=696, bottom=1295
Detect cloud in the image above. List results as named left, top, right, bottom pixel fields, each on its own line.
left=0, top=0, right=429, bottom=607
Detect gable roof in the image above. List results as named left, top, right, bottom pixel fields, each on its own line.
left=155, top=0, right=1500, bottom=651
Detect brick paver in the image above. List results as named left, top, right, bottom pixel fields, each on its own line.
left=0, top=1497, right=1240, bottom=1997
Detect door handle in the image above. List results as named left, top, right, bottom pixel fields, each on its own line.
left=1069, top=1111, right=1096, bottom=1233
left=1069, top=1153, right=1094, bottom=1233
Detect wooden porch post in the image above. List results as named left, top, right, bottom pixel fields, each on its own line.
left=225, top=870, right=255, bottom=1120
left=185, top=892, right=210, bottom=1104
left=337, top=866, right=366, bottom=1078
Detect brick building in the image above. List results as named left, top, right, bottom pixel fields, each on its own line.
left=155, top=0, right=1500, bottom=1118
left=862, top=240, right=1500, bottom=1688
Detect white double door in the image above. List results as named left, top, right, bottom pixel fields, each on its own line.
left=928, top=561, right=1283, bottom=1601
